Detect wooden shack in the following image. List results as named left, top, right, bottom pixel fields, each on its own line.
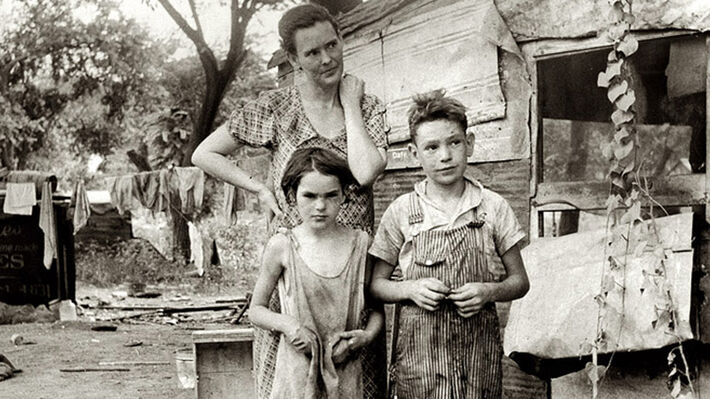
left=269, top=0, right=710, bottom=396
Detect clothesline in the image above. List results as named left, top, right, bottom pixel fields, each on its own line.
left=104, top=166, right=205, bottom=219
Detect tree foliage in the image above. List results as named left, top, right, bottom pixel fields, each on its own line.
left=148, top=0, right=288, bottom=165
left=0, top=0, right=165, bottom=169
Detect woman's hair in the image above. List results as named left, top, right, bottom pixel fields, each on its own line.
left=278, top=3, right=339, bottom=55
left=281, top=147, right=356, bottom=202
left=407, top=89, right=468, bottom=142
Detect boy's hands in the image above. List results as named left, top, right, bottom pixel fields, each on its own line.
left=406, top=278, right=450, bottom=311
left=284, top=323, right=317, bottom=357
left=448, top=283, right=492, bottom=318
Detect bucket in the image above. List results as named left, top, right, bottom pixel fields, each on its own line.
left=175, top=348, right=196, bottom=389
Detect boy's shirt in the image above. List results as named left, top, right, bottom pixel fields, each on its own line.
left=369, top=176, right=525, bottom=280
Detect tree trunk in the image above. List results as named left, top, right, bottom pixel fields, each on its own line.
left=182, top=65, right=235, bottom=166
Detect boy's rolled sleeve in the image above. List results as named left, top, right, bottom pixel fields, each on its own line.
left=368, top=205, right=404, bottom=266
left=494, top=198, right=525, bottom=256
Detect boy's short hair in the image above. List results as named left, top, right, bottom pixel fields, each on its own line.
left=278, top=3, right=340, bottom=55
left=407, top=89, right=468, bottom=142
left=280, top=147, right=356, bottom=202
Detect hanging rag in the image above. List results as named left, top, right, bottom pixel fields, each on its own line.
left=174, top=167, right=204, bottom=214
left=132, top=171, right=161, bottom=212
left=38, top=181, right=57, bottom=269
left=158, top=169, right=172, bottom=213
left=223, top=183, right=242, bottom=225
left=106, top=175, right=134, bottom=215
left=3, top=182, right=36, bottom=215
left=6, top=171, right=55, bottom=196
left=71, top=180, right=91, bottom=234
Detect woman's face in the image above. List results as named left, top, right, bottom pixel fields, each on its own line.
left=289, top=21, right=344, bottom=89
left=295, top=170, right=343, bottom=229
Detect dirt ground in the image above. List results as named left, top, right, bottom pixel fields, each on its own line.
left=0, top=283, right=249, bottom=399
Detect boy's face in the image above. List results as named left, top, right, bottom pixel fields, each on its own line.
left=408, top=119, right=473, bottom=187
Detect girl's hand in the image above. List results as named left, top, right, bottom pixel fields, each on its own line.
left=338, top=74, right=364, bottom=110
left=284, top=324, right=316, bottom=357
left=330, top=329, right=372, bottom=364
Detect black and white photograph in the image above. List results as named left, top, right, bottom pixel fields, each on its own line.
left=1, top=0, right=709, bottom=398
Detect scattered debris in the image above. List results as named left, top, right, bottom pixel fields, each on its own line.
left=10, top=334, right=36, bottom=346
left=168, top=295, right=191, bottom=302
left=0, top=354, right=20, bottom=381
left=57, top=300, right=78, bottom=321
left=111, top=291, right=128, bottom=299
left=59, top=367, right=130, bottom=372
left=127, top=282, right=147, bottom=297
left=91, top=325, right=118, bottom=332
left=99, top=361, right=169, bottom=366
left=0, top=303, right=56, bottom=325
left=132, top=292, right=161, bottom=299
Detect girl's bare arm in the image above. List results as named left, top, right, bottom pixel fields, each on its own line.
left=248, top=234, right=298, bottom=334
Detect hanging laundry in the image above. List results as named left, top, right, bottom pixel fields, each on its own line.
left=3, top=182, right=36, bottom=216
left=106, top=175, right=135, bottom=215
left=38, top=181, right=57, bottom=269
left=188, top=222, right=206, bottom=277
left=132, top=171, right=161, bottom=212
left=223, top=183, right=243, bottom=225
left=174, top=167, right=204, bottom=214
left=158, top=169, right=172, bottom=213
left=71, top=180, right=91, bottom=234
left=6, top=171, right=55, bottom=195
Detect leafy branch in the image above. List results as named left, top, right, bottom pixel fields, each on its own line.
left=593, top=1, right=695, bottom=398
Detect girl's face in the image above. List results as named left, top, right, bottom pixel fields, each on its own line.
left=295, top=170, right=343, bottom=229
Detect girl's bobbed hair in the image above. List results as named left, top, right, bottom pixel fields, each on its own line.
left=280, top=147, right=356, bottom=202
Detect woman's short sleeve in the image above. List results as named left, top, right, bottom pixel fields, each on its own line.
left=362, top=94, right=389, bottom=149
left=228, top=96, right=276, bottom=147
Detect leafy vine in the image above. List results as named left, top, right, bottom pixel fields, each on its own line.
left=593, top=0, right=695, bottom=398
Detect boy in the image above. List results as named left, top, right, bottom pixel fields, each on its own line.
left=369, top=90, right=529, bottom=399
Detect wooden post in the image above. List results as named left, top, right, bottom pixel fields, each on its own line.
left=706, top=37, right=710, bottom=224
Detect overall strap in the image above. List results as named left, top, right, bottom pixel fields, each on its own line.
left=407, top=192, right=424, bottom=225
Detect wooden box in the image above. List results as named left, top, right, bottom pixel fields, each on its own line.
left=192, top=328, right=255, bottom=399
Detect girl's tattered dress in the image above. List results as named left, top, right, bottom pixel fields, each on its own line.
left=228, top=85, right=388, bottom=399
left=270, top=229, right=370, bottom=399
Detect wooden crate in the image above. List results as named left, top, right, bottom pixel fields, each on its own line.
left=192, top=328, right=255, bottom=399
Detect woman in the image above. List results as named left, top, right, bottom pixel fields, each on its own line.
left=191, top=4, right=388, bottom=398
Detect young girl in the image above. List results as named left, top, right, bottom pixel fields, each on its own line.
left=249, top=147, right=384, bottom=399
